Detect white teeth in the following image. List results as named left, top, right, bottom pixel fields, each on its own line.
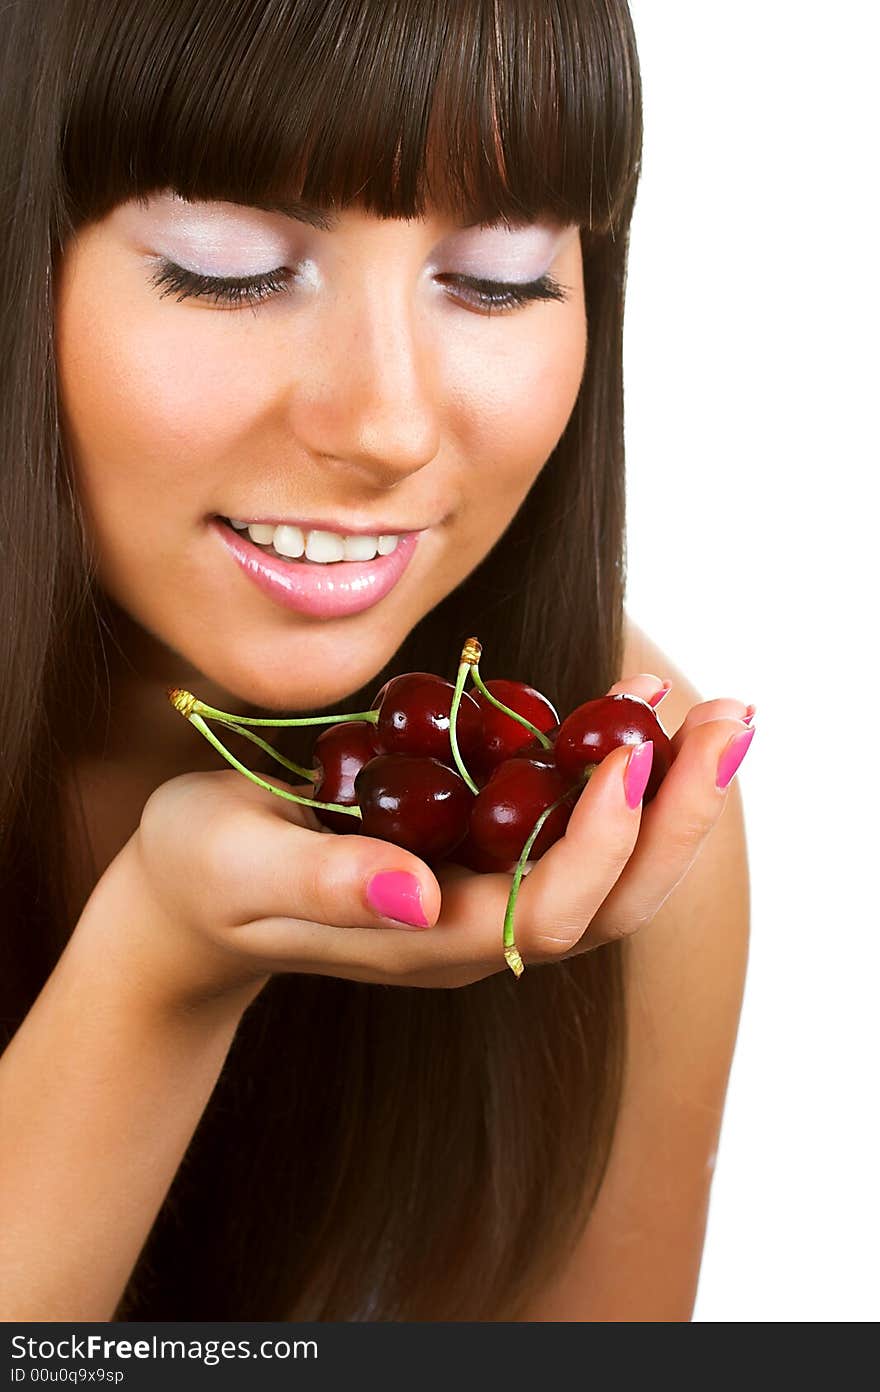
left=230, top=517, right=400, bottom=563
left=342, top=534, right=379, bottom=561
left=305, top=529, right=346, bottom=563
left=273, top=523, right=306, bottom=558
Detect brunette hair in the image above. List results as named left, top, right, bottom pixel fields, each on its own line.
left=0, top=0, right=642, bottom=1319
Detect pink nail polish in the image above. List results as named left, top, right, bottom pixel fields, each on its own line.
left=648, top=682, right=672, bottom=708
left=743, top=705, right=756, bottom=725
left=366, top=871, right=429, bottom=928
left=624, top=741, right=654, bottom=809
left=716, top=726, right=755, bottom=790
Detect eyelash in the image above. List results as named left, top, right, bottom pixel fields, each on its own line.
left=146, top=258, right=570, bottom=315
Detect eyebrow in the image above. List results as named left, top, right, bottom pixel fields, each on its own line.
left=246, top=196, right=340, bottom=231
left=244, top=196, right=491, bottom=233
left=167, top=180, right=526, bottom=232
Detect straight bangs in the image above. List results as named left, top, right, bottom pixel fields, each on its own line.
left=59, top=0, right=641, bottom=238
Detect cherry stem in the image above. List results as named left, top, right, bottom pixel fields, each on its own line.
left=449, top=640, right=481, bottom=795
left=186, top=711, right=362, bottom=818
left=469, top=664, right=552, bottom=750
left=502, top=791, right=572, bottom=979
left=167, top=687, right=378, bottom=730
left=210, top=717, right=318, bottom=783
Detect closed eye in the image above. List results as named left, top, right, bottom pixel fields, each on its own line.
left=146, top=258, right=571, bottom=316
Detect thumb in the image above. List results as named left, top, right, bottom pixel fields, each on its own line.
left=225, top=811, right=441, bottom=932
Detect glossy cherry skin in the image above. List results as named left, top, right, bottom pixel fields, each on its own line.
left=512, top=724, right=562, bottom=764
left=312, top=720, right=379, bottom=834
left=471, top=679, right=559, bottom=779
left=372, top=672, right=482, bottom=762
left=355, top=754, right=473, bottom=860
left=553, top=693, right=672, bottom=801
left=448, top=828, right=517, bottom=875
left=468, top=754, right=577, bottom=863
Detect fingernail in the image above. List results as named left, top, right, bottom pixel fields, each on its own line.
left=743, top=704, right=756, bottom=725
left=624, top=740, right=654, bottom=808
left=366, top=871, right=429, bottom=928
left=648, top=682, right=672, bottom=708
left=716, top=726, right=755, bottom=791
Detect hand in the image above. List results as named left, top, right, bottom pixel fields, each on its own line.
left=428, top=673, right=753, bottom=984
left=83, top=673, right=752, bottom=1007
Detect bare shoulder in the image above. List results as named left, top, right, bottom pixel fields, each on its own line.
left=618, top=609, right=750, bottom=1104
left=518, top=612, right=751, bottom=1320
left=620, top=611, right=706, bottom=716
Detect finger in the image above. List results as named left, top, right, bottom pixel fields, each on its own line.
left=241, top=857, right=518, bottom=987
left=508, top=740, right=650, bottom=959
left=179, top=773, right=443, bottom=940
left=582, top=717, right=755, bottom=944
left=607, top=672, right=669, bottom=705
left=669, top=698, right=753, bottom=752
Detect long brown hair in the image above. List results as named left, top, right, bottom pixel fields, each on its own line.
left=0, top=0, right=642, bottom=1319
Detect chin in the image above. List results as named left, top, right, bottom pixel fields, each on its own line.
left=200, top=650, right=385, bottom=717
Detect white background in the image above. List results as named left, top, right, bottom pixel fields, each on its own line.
left=624, top=2, right=878, bottom=1321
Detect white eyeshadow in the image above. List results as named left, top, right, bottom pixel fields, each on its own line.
left=438, top=225, right=571, bottom=280
left=122, top=190, right=292, bottom=277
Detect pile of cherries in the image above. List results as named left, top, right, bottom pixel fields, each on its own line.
left=168, top=638, right=672, bottom=976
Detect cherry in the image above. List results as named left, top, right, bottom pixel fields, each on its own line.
left=553, top=693, right=672, bottom=801
left=468, top=754, right=577, bottom=863
left=372, top=672, right=482, bottom=763
left=171, top=638, right=681, bottom=980
left=355, top=753, right=473, bottom=860
left=470, top=679, right=559, bottom=779
left=448, top=828, right=517, bottom=875
left=519, top=725, right=562, bottom=760
left=312, top=720, right=379, bottom=834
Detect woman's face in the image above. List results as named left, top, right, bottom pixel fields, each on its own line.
left=55, top=190, right=586, bottom=710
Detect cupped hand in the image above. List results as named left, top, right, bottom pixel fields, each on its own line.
left=117, top=672, right=752, bottom=1003
left=391, top=672, right=755, bottom=987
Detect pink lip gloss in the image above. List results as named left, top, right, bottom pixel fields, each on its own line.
left=211, top=517, right=421, bottom=619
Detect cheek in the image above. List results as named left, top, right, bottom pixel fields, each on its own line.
left=444, top=302, right=587, bottom=501
left=55, top=269, right=270, bottom=531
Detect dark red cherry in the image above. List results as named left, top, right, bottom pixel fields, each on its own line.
left=448, top=828, right=517, bottom=875
left=312, top=720, right=379, bottom=834
left=554, top=693, right=672, bottom=800
left=468, top=754, right=576, bottom=863
left=517, top=724, right=562, bottom=760
left=471, top=679, right=559, bottom=778
left=373, top=672, right=482, bottom=762
left=355, top=753, right=473, bottom=860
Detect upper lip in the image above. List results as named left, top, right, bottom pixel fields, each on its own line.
left=217, top=513, right=431, bottom=536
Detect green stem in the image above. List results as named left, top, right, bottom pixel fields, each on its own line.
left=449, top=655, right=480, bottom=795
left=502, top=791, right=572, bottom=979
left=470, top=663, right=552, bottom=750
left=195, top=701, right=378, bottom=729
left=211, top=717, right=318, bottom=783
left=188, top=712, right=361, bottom=819
left=168, top=688, right=378, bottom=731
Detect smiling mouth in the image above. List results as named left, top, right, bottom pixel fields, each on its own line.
left=215, top=515, right=409, bottom=565
left=211, top=514, right=422, bottom=619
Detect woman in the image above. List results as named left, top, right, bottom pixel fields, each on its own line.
left=0, top=0, right=753, bottom=1321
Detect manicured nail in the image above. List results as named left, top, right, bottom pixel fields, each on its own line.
left=366, top=871, right=429, bottom=928
left=743, top=705, right=756, bottom=725
left=624, top=741, right=654, bottom=809
left=648, top=682, right=672, bottom=708
left=716, top=726, right=755, bottom=790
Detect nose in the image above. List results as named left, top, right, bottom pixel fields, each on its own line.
left=287, top=274, right=442, bottom=490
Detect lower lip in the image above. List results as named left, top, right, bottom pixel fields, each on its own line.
left=210, top=517, right=421, bottom=619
